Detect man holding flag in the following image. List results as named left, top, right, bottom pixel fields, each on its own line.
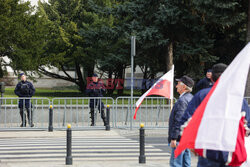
left=168, top=75, right=194, bottom=167
left=177, top=62, right=250, bottom=166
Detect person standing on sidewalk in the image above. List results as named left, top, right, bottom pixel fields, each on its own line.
left=85, top=73, right=107, bottom=126
left=14, top=73, right=35, bottom=127
left=168, top=75, right=194, bottom=167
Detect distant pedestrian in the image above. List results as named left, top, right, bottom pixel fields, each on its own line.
left=85, top=73, right=107, bottom=126
left=195, top=69, right=213, bottom=91
left=168, top=75, right=194, bottom=167
left=14, top=73, right=35, bottom=127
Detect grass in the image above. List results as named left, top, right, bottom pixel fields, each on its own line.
left=4, top=87, right=83, bottom=99
left=4, top=87, right=144, bottom=98
left=2, top=87, right=173, bottom=105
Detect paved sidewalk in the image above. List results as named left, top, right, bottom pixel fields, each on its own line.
left=0, top=129, right=197, bottom=167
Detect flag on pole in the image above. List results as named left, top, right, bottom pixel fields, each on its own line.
left=175, top=43, right=250, bottom=165
left=133, top=65, right=174, bottom=119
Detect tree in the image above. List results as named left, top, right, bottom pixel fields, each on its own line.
left=38, top=0, right=114, bottom=92
left=113, top=0, right=217, bottom=81
left=0, top=0, right=46, bottom=77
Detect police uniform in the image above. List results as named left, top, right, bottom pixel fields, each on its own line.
left=85, top=74, right=107, bottom=126
left=14, top=75, right=35, bottom=127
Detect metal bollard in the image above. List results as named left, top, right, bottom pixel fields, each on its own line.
left=105, top=105, right=110, bottom=131
left=48, top=105, right=53, bottom=132
left=139, top=123, right=146, bottom=163
left=66, top=124, right=73, bottom=165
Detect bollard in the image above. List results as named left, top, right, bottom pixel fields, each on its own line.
left=139, top=123, right=146, bottom=163
left=105, top=105, right=110, bottom=131
left=48, top=105, right=53, bottom=132
left=66, top=124, right=73, bottom=165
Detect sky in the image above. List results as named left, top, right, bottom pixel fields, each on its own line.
left=26, top=0, right=48, bottom=6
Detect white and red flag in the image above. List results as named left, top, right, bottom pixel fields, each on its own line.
left=241, top=137, right=250, bottom=167
left=175, top=43, right=250, bottom=166
left=133, top=65, right=174, bottom=119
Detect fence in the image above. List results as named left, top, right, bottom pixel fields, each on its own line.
left=0, top=96, right=249, bottom=130
left=51, top=97, right=114, bottom=128
left=0, top=98, right=50, bottom=129
left=115, top=97, right=176, bottom=128
left=245, top=97, right=250, bottom=107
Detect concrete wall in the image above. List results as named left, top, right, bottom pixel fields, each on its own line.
left=2, top=71, right=76, bottom=88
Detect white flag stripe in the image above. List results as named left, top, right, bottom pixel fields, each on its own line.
left=195, top=43, right=250, bottom=151
left=241, top=137, right=250, bottom=167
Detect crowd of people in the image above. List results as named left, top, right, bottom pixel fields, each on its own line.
left=168, top=63, right=250, bottom=167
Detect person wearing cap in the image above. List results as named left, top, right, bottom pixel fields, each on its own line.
left=195, top=69, right=213, bottom=92
left=180, top=63, right=250, bottom=167
left=85, top=73, right=107, bottom=126
left=168, top=75, right=194, bottom=167
left=14, top=73, right=35, bottom=127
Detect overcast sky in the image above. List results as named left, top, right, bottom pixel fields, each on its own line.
left=27, top=0, right=48, bottom=6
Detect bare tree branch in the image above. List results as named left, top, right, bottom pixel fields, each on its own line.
left=60, top=63, right=75, bottom=81
left=38, top=67, right=77, bottom=83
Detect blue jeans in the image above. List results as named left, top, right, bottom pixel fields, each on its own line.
left=197, top=156, right=229, bottom=167
left=170, top=146, right=191, bottom=167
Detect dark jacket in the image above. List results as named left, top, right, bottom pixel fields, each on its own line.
left=14, top=80, right=35, bottom=108
left=85, top=81, right=106, bottom=108
left=195, top=77, right=213, bottom=92
left=168, top=92, right=193, bottom=143
left=180, top=87, right=250, bottom=164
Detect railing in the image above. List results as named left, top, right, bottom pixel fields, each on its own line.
left=115, top=96, right=176, bottom=128
left=0, top=98, right=50, bottom=129
left=1, top=96, right=247, bottom=130
left=51, top=97, right=114, bottom=128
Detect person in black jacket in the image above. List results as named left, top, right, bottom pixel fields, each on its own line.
left=195, top=69, right=213, bottom=91
left=168, top=75, right=194, bottom=167
left=85, top=74, right=107, bottom=126
left=14, top=73, right=35, bottom=127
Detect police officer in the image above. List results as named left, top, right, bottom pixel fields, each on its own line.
left=14, top=73, right=35, bottom=127
left=85, top=74, right=107, bottom=126
left=195, top=69, right=213, bottom=91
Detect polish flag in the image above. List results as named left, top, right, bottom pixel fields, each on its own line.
left=133, top=65, right=174, bottom=119
left=241, top=137, right=250, bottom=167
left=175, top=43, right=250, bottom=166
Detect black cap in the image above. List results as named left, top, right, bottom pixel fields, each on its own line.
left=212, top=63, right=227, bottom=74
left=92, top=73, right=98, bottom=77
left=176, top=75, right=194, bottom=88
left=207, top=69, right=212, bottom=72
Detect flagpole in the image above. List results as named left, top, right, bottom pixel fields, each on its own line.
left=170, top=98, right=173, bottom=111
left=170, top=65, right=174, bottom=111
left=131, top=36, right=136, bottom=130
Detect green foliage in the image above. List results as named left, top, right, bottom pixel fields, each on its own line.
left=0, top=0, right=47, bottom=73
left=111, top=0, right=218, bottom=80
left=0, top=0, right=247, bottom=95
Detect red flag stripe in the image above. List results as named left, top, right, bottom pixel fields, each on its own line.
left=133, top=80, right=171, bottom=119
